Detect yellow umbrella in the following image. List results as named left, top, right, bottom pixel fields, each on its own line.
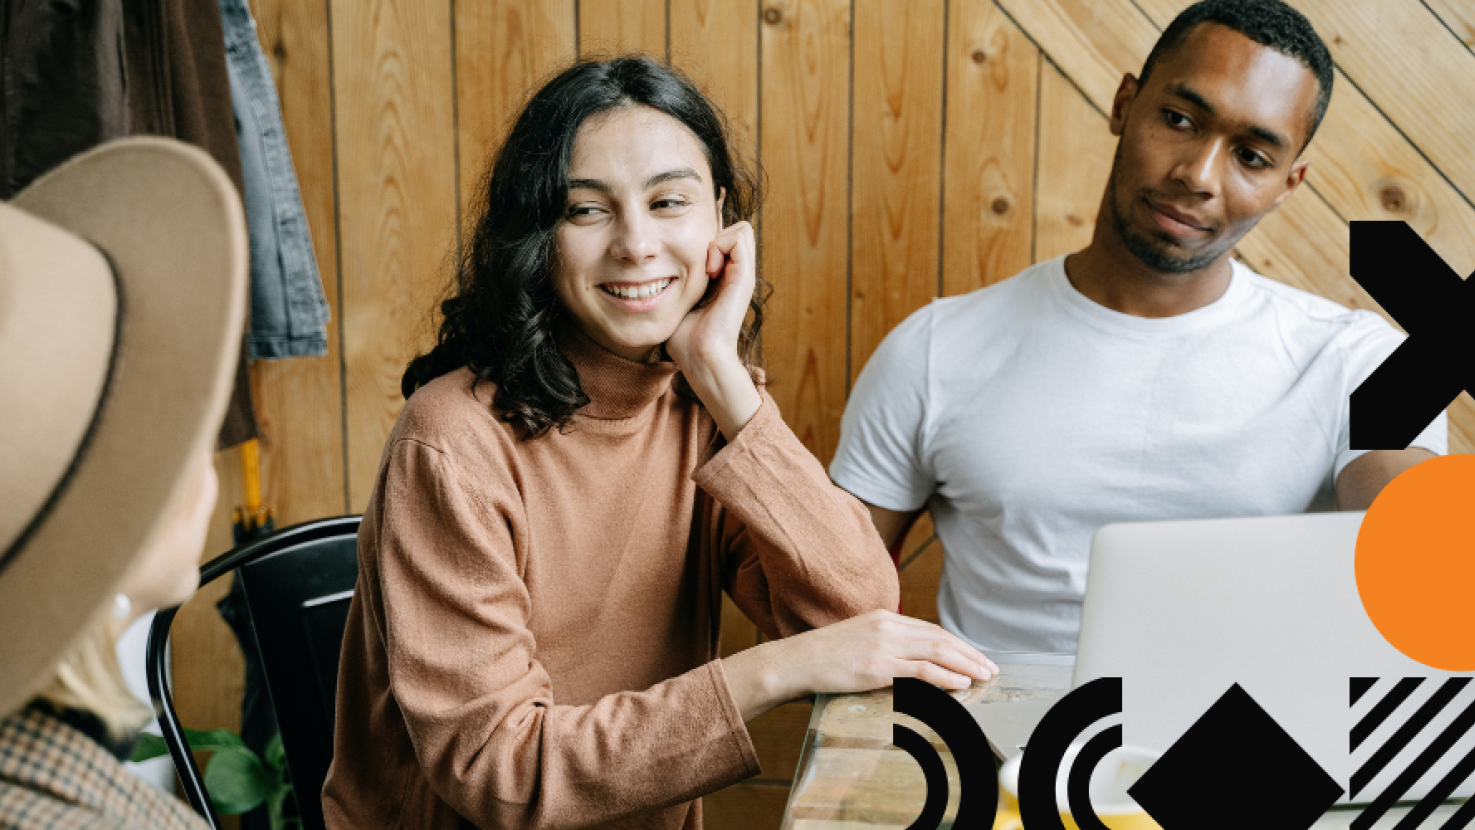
left=231, top=438, right=275, bottom=544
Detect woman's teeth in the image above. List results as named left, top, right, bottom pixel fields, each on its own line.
left=601, top=279, right=672, bottom=300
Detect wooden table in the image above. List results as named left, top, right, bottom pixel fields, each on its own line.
left=779, top=661, right=1465, bottom=828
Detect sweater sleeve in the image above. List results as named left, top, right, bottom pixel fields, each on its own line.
left=692, top=391, right=901, bottom=639
left=373, top=438, right=760, bottom=829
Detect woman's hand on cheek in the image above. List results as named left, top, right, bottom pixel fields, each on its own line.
left=666, top=220, right=755, bottom=370
left=666, top=221, right=762, bottom=441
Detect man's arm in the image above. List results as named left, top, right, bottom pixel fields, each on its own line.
left=863, top=501, right=923, bottom=553
left=1335, top=448, right=1436, bottom=511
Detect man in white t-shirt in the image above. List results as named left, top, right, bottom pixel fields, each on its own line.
left=830, top=0, right=1447, bottom=655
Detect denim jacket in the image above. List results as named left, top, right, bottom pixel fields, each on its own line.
left=220, top=0, right=329, bottom=359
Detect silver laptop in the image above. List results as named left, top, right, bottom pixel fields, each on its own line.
left=1072, top=511, right=1475, bottom=805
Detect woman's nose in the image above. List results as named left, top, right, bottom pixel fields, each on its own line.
left=611, top=210, right=660, bottom=264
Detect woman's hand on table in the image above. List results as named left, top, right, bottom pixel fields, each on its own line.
left=721, top=610, right=1000, bottom=722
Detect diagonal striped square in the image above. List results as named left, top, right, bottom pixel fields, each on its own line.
left=1350, top=678, right=1475, bottom=830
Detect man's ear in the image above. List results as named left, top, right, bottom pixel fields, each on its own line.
left=716, top=186, right=727, bottom=226
left=1109, top=74, right=1139, bottom=137
left=1270, top=158, right=1310, bottom=210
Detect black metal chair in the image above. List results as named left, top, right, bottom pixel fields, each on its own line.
left=147, top=516, right=360, bottom=830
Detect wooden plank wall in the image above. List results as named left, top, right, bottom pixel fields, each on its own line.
left=169, top=2, right=1474, bottom=827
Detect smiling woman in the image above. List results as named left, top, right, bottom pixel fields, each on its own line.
left=322, top=56, right=995, bottom=830
left=401, top=58, right=763, bottom=440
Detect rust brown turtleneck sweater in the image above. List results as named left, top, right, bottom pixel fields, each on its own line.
left=321, top=329, right=899, bottom=830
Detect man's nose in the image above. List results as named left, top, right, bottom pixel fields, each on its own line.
left=1172, top=137, right=1226, bottom=199
left=611, top=209, right=660, bottom=264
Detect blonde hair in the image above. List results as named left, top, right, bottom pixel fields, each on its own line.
left=30, top=614, right=152, bottom=738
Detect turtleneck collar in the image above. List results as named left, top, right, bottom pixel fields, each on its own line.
left=555, top=320, right=679, bottom=420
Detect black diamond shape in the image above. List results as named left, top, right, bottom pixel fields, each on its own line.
left=1128, top=683, right=1344, bottom=830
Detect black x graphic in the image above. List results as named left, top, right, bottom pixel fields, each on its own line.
left=1349, top=221, right=1473, bottom=451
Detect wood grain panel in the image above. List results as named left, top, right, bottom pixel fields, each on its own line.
left=579, top=0, right=667, bottom=59
left=247, top=0, right=347, bottom=525
left=670, top=0, right=759, bottom=160
left=759, top=0, right=852, bottom=463
left=942, top=0, right=1038, bottom=296
left=745, top=701, right=816, bottom=782
left=334, top=0, right=460, bottom=509
left=1449, top=394, right=1475, bottom=456
left=848, top=0, right=944, bottom=383
left=455, top=1, right=576, bottom=230
left=1033, top=61, right=1114, bottom=261
left=1426, top=0, right=1475, bottom=50
left=1294, top=0, right=1475, bottom=200
left=995, top=0, right=1155, bottom=106
left=704, top=781, right=791, bottom=830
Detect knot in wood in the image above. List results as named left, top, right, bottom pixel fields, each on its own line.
left=990, top=197, right=1010, bottom=215
left=1379, top=184, right=1409, bottom=214
left=971, top=49, right=988, bottom=64
left=763, top=7, right=782, bottom=25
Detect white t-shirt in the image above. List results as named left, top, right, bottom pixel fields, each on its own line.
left=830, top=255, right=1448, bottom=654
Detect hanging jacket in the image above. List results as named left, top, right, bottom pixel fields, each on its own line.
left=124, top=0, right=260, bottom=447
left=220, top=0, right=329, bottom=360
left=0, top=0, right=129, bottom=198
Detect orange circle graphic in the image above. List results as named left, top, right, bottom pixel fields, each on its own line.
left=1356, top=454, right=1475, bottom=672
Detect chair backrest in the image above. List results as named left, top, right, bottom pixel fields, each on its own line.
left=148, top=516, right=360, bottom=830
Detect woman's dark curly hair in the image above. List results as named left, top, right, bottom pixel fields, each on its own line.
left=402, top=56, right=765, bottom=438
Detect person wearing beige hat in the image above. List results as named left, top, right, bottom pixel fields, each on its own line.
left=0, top=137, right=246, bottom=828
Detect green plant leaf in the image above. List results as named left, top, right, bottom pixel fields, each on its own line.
left=181, top=727, right=247, bottom=751
left=265, top=731, right=286, bottom=771
left=204, top=746, right=274, bottom=815
left=130, top=733, right=169, bottom=763
left=268, top=782, right=302, bottom=830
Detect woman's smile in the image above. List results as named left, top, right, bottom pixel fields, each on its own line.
left=597, top=276, right=676, bottom=309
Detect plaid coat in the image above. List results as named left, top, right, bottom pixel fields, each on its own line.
left=0, top=706, right=208, bottom=830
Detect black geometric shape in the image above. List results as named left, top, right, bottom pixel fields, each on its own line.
left=1128, top=684, right=1343, bottom=830
left=1353, top=690, right=1475, bottom=830
left=1391, top=737, right=1475, bottom=830
left=1018, top=677, right=1122, bottom=830
left=1439, top=792, right=1475, bottom=829
left=1348, top=221, right=1474, bottom=450
left=1352, top=677, right=1423, bottom=753
left=893, top=724, right=948, bottom=830
left=1351, top=678, right=1378, bottom=707
left=1352, top=678, right=1469, bottom=798
left=1066, top=724, right=1122, bottom=830
left=892, top=677, right=998, bottom=830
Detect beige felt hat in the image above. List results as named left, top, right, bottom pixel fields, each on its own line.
left=0, top=138, right=246, bottom=716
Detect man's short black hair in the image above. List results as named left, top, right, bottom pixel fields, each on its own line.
left=1137, top=0, right=1334, bottom=151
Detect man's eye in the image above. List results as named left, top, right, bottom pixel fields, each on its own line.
left=653, top=198, right=690, bottom=210
left=1237, top=148, right=1270, bottom=169
left=1164, top=109, right=1192, bottom=129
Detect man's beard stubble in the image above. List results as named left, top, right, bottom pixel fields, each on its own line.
left=1105, top=145, right=1230, bottom=275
